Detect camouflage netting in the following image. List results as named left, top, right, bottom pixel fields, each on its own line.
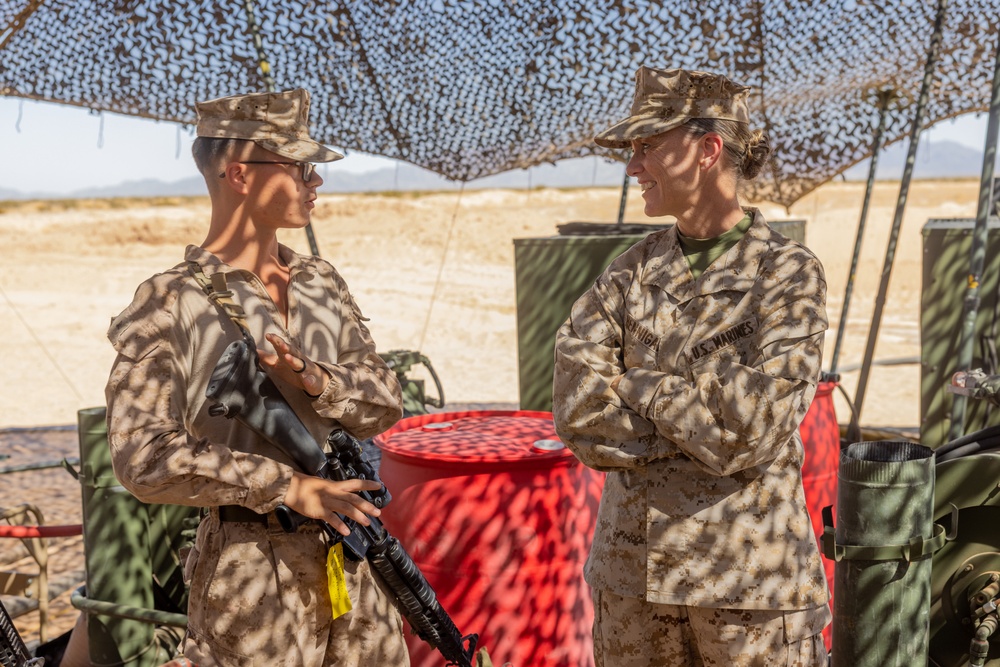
left=1, top=0, right=998, bottom=206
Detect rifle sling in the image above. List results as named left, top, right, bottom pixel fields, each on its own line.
left=188, top=261, right=252, bottom=337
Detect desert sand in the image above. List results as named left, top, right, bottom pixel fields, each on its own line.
left=0, top=177, right=986, bottom=643
left=0, top=178, right=983, bottom=430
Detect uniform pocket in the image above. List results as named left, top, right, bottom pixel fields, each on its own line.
left=591, top=588, right=604, bottom=667
left=622, top=312, right=659, bottom=370
left=181, top=542, right=198, bottom=586
left=181, top=625, right=254, bottom=667
left=782, top=604, right=831, bottom=644
left=781, top=604, right=831, bottom=667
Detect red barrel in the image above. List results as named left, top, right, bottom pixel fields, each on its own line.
left=798, top=380, right=839, bottom=647
left=374, top=410, right=604, bottom=667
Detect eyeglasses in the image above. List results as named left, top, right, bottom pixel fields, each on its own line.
left=219, top=161, right=316, bottom=183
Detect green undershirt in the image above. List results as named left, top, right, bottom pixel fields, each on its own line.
left=678, top=214, right=753, bottom=280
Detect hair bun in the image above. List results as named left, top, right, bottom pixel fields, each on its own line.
left=741, top=130, right=772, bottom=180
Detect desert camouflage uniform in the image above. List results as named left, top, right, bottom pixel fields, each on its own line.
left=106, top=244, right=407, bottom=666
left=593, top=588, right=827, bottom=667
left=553, top=209, right=830, bottom=663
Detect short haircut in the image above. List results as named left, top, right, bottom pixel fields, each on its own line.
left=191, top=137, right=247, bottom=178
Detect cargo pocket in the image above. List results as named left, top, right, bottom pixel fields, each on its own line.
left=782, top=604, right=831, bottom=667
left=181, top=625, right=254, bottom=667
left=783, top=604, right=831, bottom=642
left=180, top=541, right=198, bottom=586
left=591, top=588, right=604, bottom=667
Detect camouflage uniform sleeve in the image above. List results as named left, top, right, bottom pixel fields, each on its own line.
left=105, top=277, right=294, bottom=512
left=552, top=259, right=660, bottom=471
left=613, top=253, right=828, bottom=477
left=308, top=272, right=403, bottom=440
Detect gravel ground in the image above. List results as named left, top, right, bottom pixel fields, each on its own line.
left=1, top=426, right=86, bottom=647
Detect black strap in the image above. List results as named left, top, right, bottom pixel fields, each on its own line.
left=218, top=505, right=268, bottom=523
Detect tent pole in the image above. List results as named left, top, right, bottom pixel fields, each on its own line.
left=947, top=31, right=1000, bottom=441
left=853, top=0, right=948, bottom=424
left=242, top=0, right=322, bottom=257
left=242, top=0, right=276, bottom=93
left=829, top=89, right=895, bottom=374
left=616, top=168, right=630, bottom=225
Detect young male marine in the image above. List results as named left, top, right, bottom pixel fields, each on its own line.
left=105, top=88, right=409, bottom=666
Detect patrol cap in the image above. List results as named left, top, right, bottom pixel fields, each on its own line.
left=195, top=88, right=343, bottom=163
left=595, top=67, right=751, bottom=149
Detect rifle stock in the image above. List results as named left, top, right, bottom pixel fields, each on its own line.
left=206, top=338, right=479, bottom=667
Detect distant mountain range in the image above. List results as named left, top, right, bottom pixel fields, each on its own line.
left=840, top=138, right=989, bottom=181
left=0, top=139, right=990, bottom=201
left=0, top=156, right=629, bottom=201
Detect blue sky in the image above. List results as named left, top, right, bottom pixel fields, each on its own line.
left=0, top=96, right=994, bottom=195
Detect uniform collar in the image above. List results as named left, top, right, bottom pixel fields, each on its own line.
left=640, top=207, right=769, bottom=301
left=184, top=243, right=318, bottom=279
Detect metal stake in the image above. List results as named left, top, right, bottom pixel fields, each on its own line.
left=616, top=168, right=630, bottom=225
left=947, top=31, right=1000, bottom=441
left=830, top=89, right=896, bottom=374
left=853, top=0, right=948, bottom=423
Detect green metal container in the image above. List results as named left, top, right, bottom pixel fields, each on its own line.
left=828, top=441, right=939, bottom=667
left=513, top=219, right=806, bottom=411
left=77, top=407, right=195, bottom=666
left=920, top=218, right=1000, bottom=448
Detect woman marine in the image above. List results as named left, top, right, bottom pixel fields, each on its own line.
left=552, top=67, right=831, bottom=666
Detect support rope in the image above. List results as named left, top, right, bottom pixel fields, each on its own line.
left=418, top=183, right=466, bottom=351
left=0, top=282, right=84, bottom=402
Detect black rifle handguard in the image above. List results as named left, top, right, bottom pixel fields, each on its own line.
left=205, top=337, right=327, bottom=475
left=206, top=338, right=479, bottom=667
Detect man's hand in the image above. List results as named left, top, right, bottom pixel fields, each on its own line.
left=259, top=332, right=331, bottom=398
left=283, top=471, right=382, bottom=536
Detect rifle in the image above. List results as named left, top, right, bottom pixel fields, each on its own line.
left=205, top=337, right=479, bottom=667
left=0, top=599, right=43, bottom=667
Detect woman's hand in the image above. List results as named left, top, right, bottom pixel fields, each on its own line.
left=283, top=471, right=383, bottom=536
left=259, top=332, right=331, bottom=398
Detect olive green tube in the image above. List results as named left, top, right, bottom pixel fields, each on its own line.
left=831, top=441, right=937, bottom=667
left=78, top=407, right=170, bottom=667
